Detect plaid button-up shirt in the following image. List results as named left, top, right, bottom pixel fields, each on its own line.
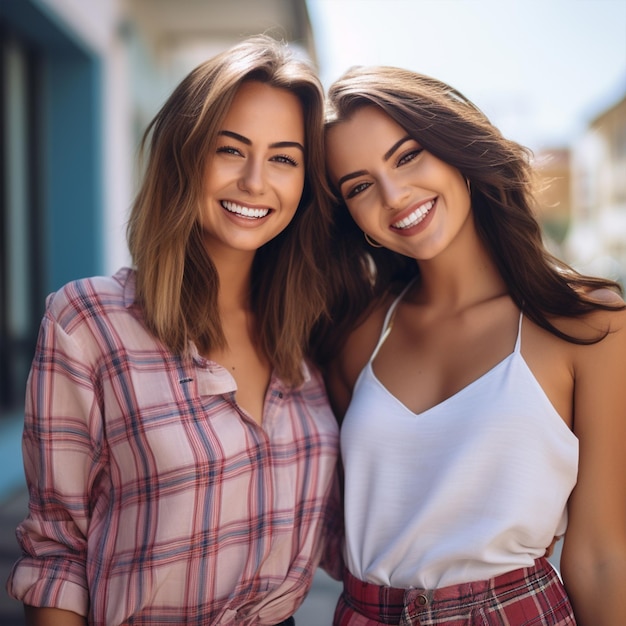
left=7, top=268, right=342, bottom=625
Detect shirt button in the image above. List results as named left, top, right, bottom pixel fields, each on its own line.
left=277, top=391, right=283, bottom=399
left=417, top=594, right=428, bottom=606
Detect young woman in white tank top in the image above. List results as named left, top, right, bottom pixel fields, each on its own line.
left=312, top=66, right=626, bottom=626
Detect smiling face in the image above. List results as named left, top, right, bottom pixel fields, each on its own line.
left=326, top=105, right=473, bottom=262
left=200, top=80, right=306, bottom=257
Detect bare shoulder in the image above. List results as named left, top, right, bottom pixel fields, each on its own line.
left=553, top=288, right=626, bottom=343
left=585, top=288, right=626, bottom=338
left=568, top=289, right=626, bottom=376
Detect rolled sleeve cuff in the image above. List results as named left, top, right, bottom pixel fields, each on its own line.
left=7, top=558, right=89, bottom=616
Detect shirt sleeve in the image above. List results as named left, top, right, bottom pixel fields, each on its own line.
left=7, top=301, right=106, bottom=616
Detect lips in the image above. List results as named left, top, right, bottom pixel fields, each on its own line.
left=391, top=198, right=436, bottom=230
left=221, top=200, right=270, bottom=219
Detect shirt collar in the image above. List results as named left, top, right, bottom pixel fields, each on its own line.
left=117, top=266, right=137, bottom=309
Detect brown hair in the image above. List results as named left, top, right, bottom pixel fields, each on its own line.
left=127, top=35, right=333, bottom=385
left=312, top=65, right=624, bottom=365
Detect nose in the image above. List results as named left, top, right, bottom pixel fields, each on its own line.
left=380, top=175, right=409, bottom=210
left=238, top=158, right=266, bottom=194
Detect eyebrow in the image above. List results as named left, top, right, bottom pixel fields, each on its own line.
left=384, top=136, right=412, bottom=161
left=219, top=130, right=304, bottom=152
left=336, top=135, right=413, bottom=191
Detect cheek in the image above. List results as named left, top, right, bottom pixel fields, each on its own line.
left=450, top=179, right=472, bottom=215
left=202, top=163, right=226, bottom=196
left=283, top=172, right=306, bottom=210
left=439, top=164, right=468, bottom=197
left=347, top=194, right=382, bottom=229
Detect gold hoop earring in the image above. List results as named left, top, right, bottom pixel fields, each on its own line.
left=364, top=232, right=383, bottom=248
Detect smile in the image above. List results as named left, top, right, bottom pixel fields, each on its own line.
left=391, top=199, right=436, bottom=230
left=221, top=200, right=270, bottom=219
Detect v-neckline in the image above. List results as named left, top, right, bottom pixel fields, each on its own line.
left=367, top=351, right=516, bottom=418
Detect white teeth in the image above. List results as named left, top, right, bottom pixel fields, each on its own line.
left=392, top=199, right=435, bottom=229
left=222, top=200, right=269, bottom=219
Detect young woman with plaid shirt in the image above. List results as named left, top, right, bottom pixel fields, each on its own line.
left=8, top=36, right=342, bottom=626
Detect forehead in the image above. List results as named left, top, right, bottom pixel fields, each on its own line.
left=326, top=106, right=407, bottom=176
left=223, top=81, right=305, bottom=141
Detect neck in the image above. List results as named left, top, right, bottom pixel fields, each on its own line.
left=416, top=235, right=507, bottom=314
left=210, top=248, right=256, bottom=314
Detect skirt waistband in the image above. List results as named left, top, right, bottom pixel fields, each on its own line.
left=342, top=557, right=554, bottom=624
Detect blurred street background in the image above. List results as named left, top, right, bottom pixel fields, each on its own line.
left=0, top=0, right=624, bottom=623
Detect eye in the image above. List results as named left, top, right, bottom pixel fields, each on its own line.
left=216, top=145, right=243, bottom=157
left=345, top=181, right=371, bottom=199
left=271, top=154, right=299, bottom=167
left=397, top=148, right=424, bottom=166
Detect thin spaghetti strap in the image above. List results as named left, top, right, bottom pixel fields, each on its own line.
left=514, top=311, right=524, bottom=353
left=370, top=280, right=416, bottom=363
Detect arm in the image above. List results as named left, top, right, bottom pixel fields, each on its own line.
left=560, top=306, right=626, bottom=626
left=25, top=606, right=87, bottom=626
left=7, top=304, right=103, bottom=617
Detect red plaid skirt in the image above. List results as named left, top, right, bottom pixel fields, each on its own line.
left=333, top=557, right=576, bottom=625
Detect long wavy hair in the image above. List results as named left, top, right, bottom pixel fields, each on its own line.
left=127, top=35, right=333, bottom=385
left=312, top=65, right=624, bottom=366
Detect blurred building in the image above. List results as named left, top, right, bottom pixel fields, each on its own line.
left=0, top=0, right=317, bottom=496
left=565, top=91, right=626, bottom=285
left=533, top=147, right=572, bottom=255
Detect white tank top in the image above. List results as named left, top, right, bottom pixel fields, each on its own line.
left=341, top=286, right=579, bottom=589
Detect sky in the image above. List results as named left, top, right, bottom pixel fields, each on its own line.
left=306, top=0, right=626, bottom=151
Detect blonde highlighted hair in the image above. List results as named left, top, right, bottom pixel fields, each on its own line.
left=127, top=35, right=332, bottom=385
